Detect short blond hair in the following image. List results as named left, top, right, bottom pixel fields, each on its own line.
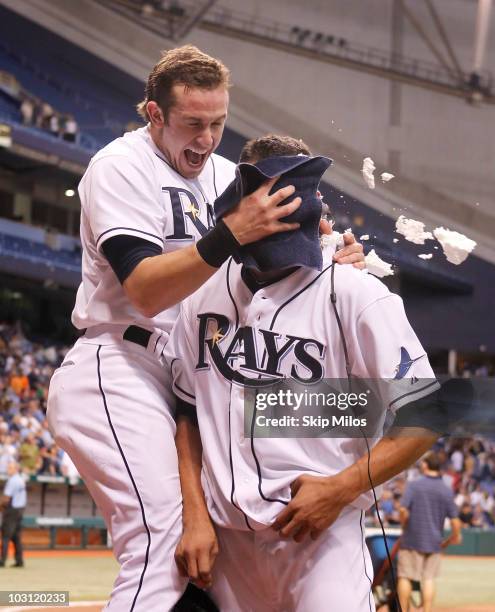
left=136, top=45, right=231, bottom=122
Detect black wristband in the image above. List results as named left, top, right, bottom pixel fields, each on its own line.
left=196, top=219, right=240, bottom=268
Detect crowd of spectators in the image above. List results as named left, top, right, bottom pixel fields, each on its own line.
left=19, top=96, right=79, bottom=143
left=0, top=70, right=79, bottom=143
left=374, top=437, right=495, bottom=530
left=0, top=321, right=79, bottom=483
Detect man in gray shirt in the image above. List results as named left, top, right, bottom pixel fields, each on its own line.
left=1, top=460, right=26, bottom=568
left=398, top=451, right=462, bottom=612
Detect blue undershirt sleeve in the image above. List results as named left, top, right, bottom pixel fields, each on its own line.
left=101, top=234, right=162, bottom=284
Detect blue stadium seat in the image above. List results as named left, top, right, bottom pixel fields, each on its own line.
left=0, top=232, right=80, bottom=272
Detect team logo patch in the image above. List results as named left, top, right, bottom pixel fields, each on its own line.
left=394, top=347, right=424, bottom=379
left=163, top=186, right=215, bottom=240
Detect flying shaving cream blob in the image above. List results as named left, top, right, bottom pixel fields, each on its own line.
left=362, top=157, right=375, bottom=189
left=418, top=254, right=433, bottom=260
left=320, top=231, right=344, bottom=251
left=365, top=249, right=394, bottom=278
left=381, top=172, right=395, bottom=183
left=395, top=215, right=433, bottom=245
left=433, top=227, right=477, bottom=265
left=360, top=234, right=370, bottom=241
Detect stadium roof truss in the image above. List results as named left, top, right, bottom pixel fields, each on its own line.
left=97, top=0, right=494, bottom=104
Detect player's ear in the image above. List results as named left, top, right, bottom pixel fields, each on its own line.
left=147, top=101, right=165, bottom=127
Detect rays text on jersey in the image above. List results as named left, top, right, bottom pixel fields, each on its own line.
left=196, top=312, right=326, bottom=385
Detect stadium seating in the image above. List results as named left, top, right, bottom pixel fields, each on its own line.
left=0, top=232, right=79, bottom=272
left=0, top=230, right=81, bottom=288
left=0, top=5, right=140, bottom=150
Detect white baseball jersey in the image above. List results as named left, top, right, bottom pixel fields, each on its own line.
left=72, top=125, right=235, bottom=333
left=166, top=247, right=439, bottom=531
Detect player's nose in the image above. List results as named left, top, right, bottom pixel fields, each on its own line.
left=196, top=127, right=214, bottom=150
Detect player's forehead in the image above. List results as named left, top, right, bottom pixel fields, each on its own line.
left=170, top=84, right=229, bottom=121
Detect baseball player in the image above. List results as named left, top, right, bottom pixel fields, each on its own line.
left=46, top=47, right=365, bottom=611
left=167, top=135, right=441, bottom=611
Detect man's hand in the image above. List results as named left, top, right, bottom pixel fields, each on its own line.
left=175, top=415, right=218, bottom=588
left=223, top=177, right=301, bottom=245
left=174, top=519, right=219, bottom=589
left=334, top=232, right=365, bottom=269
left=441, top=517, right=463, bottom=548
left=271, top=473, right=350, bottom=543
left=319, top=220, right=365, bottom=269
left=441, top=533, right=462, bottom=548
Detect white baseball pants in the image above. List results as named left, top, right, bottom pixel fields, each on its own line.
left=210, top=507, right=375, bottom=611
left=47, top=334, right=186, bottom=611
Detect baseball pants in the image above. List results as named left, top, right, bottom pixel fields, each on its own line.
left=47, top=333, right=186, bottom=611
left=210, top=507, right=375, bottom=612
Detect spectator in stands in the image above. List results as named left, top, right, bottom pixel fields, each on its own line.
left=379, top=489, right=394, bottom=520
left=31, top=97, right=45, bottom=130
left=27, top=366, right=40, bottom=390
left=25, top=398, right=43, bottom=424
left=0, top=434, right=17, bottom=476
left=397, top=451, right=462, bottom=612
left=470, top=483, right=484, bottom=506
left=38, top=443, right=59, bottom=476
left=450, top=443, right=464, bottom=472
left=49, top=112, right=60, bottom=138
left=8, top=367, right=29, bottom=397
left=38, top=102, right=53, bottom=130
left=480, top=491, right=495, bottom=526
left=19, top=97, right=34, bottom=126
left=38, top=418, right=54, bottom=448
left=0, top=460, right=26, bottom=568
left=378, top=489, right=403, bottom=526
left=18, top=432, right=40, bottom=475
left=458, top=501, right=477, bottom=526
left=455, top=484, right=468, bottom=508
left=62, top=114, right=78, bottom=143
left=388, top=493, right=403, bottom=526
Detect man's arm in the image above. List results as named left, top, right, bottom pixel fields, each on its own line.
left=441, top=517, right=462, bottom=548
left=399, top=505, right=410, bottom=528
left=272, top=426, right=438, bottom=542
left=93, top=150, right=365, bottom=317
left=0, top=495, right=10, bottom=509
left=1, top=478, right=13, bottom=509
left=124, top=222, right=365, bottom=316
left=122, top=177, right=300, bottom=317
left=174, top=412, right=218, bottom=589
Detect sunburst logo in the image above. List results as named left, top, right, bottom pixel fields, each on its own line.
left=185, top=202, right=200, bottom=220
left=211, top=328, right=225, bottom=346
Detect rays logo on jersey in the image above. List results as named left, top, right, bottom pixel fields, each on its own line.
left=163, top=187, right=215, bottom=240
left=394, top=347, right=425, bottom=379
left=195, top=313, right=326, bottom=386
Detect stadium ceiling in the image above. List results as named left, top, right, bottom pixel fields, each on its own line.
left=99, top=0, right=217, bottom=41
left=97, top=0, right=494, bottom=103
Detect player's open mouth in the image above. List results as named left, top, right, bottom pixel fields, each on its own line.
left=184, top=148, right=207, bottom=168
